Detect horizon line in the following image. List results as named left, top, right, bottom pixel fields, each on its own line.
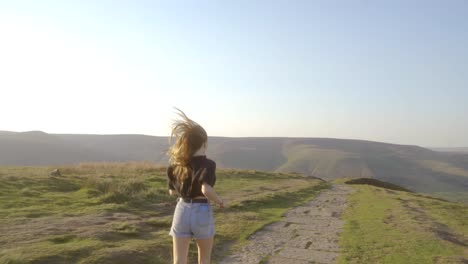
left=2, top=130, right=466, bottom=149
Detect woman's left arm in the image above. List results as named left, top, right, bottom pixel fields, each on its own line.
left=201, top=183, right=224, bottom=208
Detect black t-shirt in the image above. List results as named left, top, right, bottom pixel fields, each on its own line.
left=167, top=155, right=216, bottom=198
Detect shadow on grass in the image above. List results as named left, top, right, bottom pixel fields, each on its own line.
left=345, top=178, right=412, bottom=192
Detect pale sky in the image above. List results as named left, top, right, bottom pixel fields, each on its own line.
left=1, top=1, right=467, bottom=147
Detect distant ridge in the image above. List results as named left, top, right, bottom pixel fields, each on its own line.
left=431, top=147, right=468, bottom=153
left=0, top=130, right=16, bottom=135
left=1, top=131, right=467, bottom=202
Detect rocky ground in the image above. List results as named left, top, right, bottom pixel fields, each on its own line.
left=219, top=184, right=355, bottom=264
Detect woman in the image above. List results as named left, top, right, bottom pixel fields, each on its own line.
left=167, top=109, right=225, bottom=264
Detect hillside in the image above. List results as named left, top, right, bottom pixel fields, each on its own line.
left=339, top=182, right=468, bottom=264
left=0, top=164, right=327, bottom=264
left=431, top=147, right=468, bottom=154
left=1, top=131, right=467, bottom=202
left=0, top=131, right=169, bottom=165
left=0, top=165, right=466, bottom=264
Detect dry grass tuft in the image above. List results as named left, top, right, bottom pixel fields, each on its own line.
left=60, top=161, right=165, bottom=175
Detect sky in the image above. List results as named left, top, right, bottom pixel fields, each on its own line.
left=1, top=0, right=467, bottom=147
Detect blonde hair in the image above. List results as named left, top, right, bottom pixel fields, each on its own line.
left=168, top=108, right=208, bottom=183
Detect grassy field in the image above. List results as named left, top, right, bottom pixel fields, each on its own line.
left=338, top=184, right=468, bottom=264
left=0, top=163, right=328, bottom=264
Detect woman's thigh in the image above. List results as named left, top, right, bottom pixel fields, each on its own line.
left=196, top=237, right=213, bottom=264
left=173, top=236, right=191, bottom=264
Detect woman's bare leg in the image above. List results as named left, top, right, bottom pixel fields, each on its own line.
left=196, top=237, right=213, bottom=264
left=173, top=237, right=191, bottom=264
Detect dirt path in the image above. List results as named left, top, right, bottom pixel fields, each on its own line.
left=219, top=184, right=355, bottom=264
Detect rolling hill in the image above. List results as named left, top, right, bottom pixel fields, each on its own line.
left=1, top=131, right=467, bottom=202
left=431, top=147, right=468, bottom=153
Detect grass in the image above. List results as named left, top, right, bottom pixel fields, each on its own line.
left=431, top=191, right=468, bottom=204
left=0, top=163, right=327, bottom=264
left=338, top=184, right=468, bottom=264
left=213, top=178, right=330, bottom=253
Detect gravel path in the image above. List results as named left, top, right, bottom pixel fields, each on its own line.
left=219, top=184, right=355, bottom=264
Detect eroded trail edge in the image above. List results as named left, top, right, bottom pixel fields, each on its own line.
left=220, top=184, right=355, bottom=264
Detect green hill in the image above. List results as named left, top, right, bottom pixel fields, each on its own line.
left=1, top=132, right=467, bottom=202
left=339, top=182, right=468, bottom=264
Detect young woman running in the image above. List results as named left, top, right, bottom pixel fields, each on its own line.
left=167, top=109, right=225, bottom=264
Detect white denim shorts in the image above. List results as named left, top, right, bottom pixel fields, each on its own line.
left=169, top=198, right=215, bottom=239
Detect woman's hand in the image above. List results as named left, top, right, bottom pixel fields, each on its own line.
left=217, top=199, right=225, bottom=208
left=201, top=183, right=225, bottom=208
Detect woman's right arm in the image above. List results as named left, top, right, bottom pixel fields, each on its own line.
left=201, top=183, right=224, bottom=208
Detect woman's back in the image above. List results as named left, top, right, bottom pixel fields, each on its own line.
left=167, top=155, right=217, bottom=198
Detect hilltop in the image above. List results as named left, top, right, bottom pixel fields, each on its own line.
left=1, top=131, right=467, bottom=202
left=0, top=164, right=327, bottom=264
left=0, top=165, right=466, bottom=263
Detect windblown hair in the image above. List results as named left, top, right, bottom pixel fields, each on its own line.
left=168, top=108, right=208, bottom=184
